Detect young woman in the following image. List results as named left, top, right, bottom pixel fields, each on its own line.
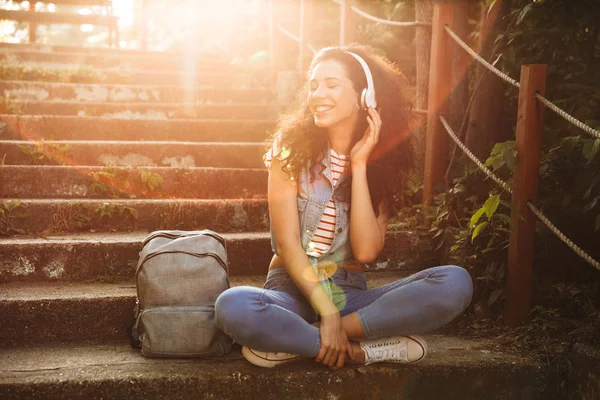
left=215, top=45, right=473, bottom=369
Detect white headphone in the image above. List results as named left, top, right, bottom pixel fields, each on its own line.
left=346, top=51, right=377, bottom=110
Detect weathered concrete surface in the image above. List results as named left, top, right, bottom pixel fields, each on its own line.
left=0, top=63, right=267, bottom=86
left=1, top=198, right=270, bottom=233
left=8, top=100, right=279, bottom=119
left=0, top=231, right=428, bottom=282
left=0, top=42, right=231, bottom=56
left=0, top=140, right=266, bottom=167
left=0, top=272, right=409, bottom=344
left=0, top=336, right=551, bottom=400
left=0, top=115, right=275, bottom=141
left=0, top=165, right=267, bottom=199
left=0, top=80, right=273, bottom=103
left=569, top=343, right=600, bottom=400
left=0, top=49, right=251, bottom=72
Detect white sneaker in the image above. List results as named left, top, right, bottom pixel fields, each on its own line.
left=241, top=346, right=304, bottom=368
left=359, top=335, right=428, bottom=365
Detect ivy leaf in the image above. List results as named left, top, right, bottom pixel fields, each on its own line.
left=5, top=200, right=21, bottom=212
left=469, top=207, right=486, bottom=229
left=483, top=195, right=501, bottom=218
left=582, top=139, right=600, bottom=164
left=472, top=221, right=489, bottom=241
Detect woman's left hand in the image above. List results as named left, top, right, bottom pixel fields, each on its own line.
left=350, top=107, right=381, bottom=168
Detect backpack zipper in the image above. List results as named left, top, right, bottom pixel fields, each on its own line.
left=142, top=231, right=226, bottom=250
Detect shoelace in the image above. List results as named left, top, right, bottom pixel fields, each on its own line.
left=371, top=341, right=408, bottom=362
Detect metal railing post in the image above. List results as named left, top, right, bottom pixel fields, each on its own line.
left=340, top=0, right=356, bottom=46
left=268, top=0, right=276, bottom=90
left=300, top=0, right=313, bottom=73
left=299, top=0, right=305, bottom=75
left=505, top=64, right=547, bottom=327
left=140, top=0, right=148, bottom=50
left=423, top=2, right=454, bottom=204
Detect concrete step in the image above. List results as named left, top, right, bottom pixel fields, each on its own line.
left=7, top=100, right=279, bottom=119
left=0, top=42, right=229, bottom=57
left=0, top=80, right=274, bottom=103
left=0, top=140, right=265, bottom=167
left=0, top=165, right=267, bottom=199
left=0, top=49, right=258, bottom=72
left=0, top=272, right=408, bottom=344
left=0, top=63, right=267, bottom=87
left=1, top=198, right=269, bottom=233
left=0, top=231, right=429, bottom=282
left=0, top=115, right=274, bottom=142
left=0, top=337, right=549, bottom=400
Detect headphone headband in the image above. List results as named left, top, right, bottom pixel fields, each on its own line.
left=345, top=51, right=377, bottom=110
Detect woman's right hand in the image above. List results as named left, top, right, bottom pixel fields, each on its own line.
left=316, top=312, right=352, bottom=370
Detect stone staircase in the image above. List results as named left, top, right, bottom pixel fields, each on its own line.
left=0, top=42, right=553, bottom=399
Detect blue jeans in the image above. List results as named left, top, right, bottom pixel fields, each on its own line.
left=215, top=265, right=473, bottom=357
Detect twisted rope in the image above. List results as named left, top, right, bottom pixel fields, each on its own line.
left=535, top=93, right=600, bottom=140
left=276, top=24, right=317, bottom=54
left=445, top=25, right=599, bottom=139
left=444, top=25, right=520, bottom=89
left=527, top=202, right=600, bottom=271
left=331, top=0, right=430, bottom=27
left=439, top=115, right=513, bottom=193
left=440, top=115, right=600, bottom=272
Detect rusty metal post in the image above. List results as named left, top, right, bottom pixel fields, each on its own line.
left=340, top=0, right=357, bottom=46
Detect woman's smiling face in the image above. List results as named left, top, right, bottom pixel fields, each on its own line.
left=307, top=59, right=360, bottom=130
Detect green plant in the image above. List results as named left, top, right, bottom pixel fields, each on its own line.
left=0, top=200, right=28, bottom=235
left=0, top=62, right=106, bottom=84
left=50, top=203, right=92, bottom=232
left=18, top=140, right=70, bottom=165
left=0, top=95, right=20, bottom=114
left=88, top=166, right=132, bottom=198
left=140, top=170, right=164, bottom=193
left=93, top=203, right=138, bottom=230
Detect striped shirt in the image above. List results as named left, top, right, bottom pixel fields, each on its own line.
left=264, top=143, right=350, bottom=257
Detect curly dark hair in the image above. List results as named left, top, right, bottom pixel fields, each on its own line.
left=268, top=44, right=415, bottom=216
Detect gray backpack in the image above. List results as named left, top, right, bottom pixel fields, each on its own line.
left=132, top=230, right=233, bottom=358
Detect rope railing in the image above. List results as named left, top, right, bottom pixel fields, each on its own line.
left=439, top=115, right=513, bottom=194
left=439, top=114, right=600, bottom=272
left=276, top=24, right=317, bottom=54
left=444, top=25, right=520, bottom=89
left=445, top=24, right=600, bottom=141
left=331, top=0, right=430, bottom=28
left=534, top=93, right=600, bottom=140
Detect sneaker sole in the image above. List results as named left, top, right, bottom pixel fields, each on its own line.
left=241, top=347, right=303, bottom=368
